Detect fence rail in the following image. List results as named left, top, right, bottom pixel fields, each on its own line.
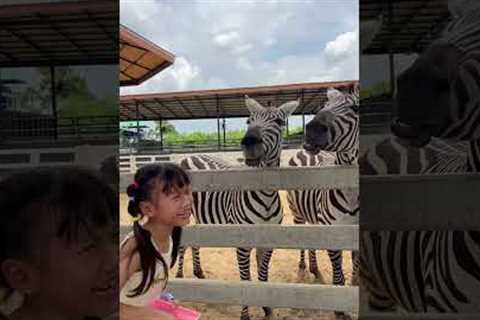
left=119, top=225, right=358, bottom=250
left=120, top=166, right=359, bottom=191
left=119, top=224, right=358, bottom=311
left=167, top=279, right=358, bottom=312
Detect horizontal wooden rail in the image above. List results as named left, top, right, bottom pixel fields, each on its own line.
left=120, top=166, right=359, bottom=191
left=119, top=225, right=358, bottom=250
left=167, top=279, right=358, bottom=312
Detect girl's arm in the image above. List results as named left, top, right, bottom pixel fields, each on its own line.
left=119, top=238, right=174, bottom=320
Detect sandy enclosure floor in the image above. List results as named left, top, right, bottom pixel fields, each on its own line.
left=120, top=191, right=354, bottom=320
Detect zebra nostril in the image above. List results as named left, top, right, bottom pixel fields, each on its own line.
left=241, top=135, right=262, bottom=146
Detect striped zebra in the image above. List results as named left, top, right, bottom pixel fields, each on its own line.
left=179, top=96, right=299, bottom=320
left=287, top=87, right=359, bottom=291
left=361, top=1, right=480, bottom=314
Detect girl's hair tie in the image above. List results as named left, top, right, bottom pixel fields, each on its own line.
left=133, top=181, right=140, bottom=189
left=128, top=196, right=135, bottom=202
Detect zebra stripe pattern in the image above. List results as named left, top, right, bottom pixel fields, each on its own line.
left=288, top=86, right=359, bottom=306
left=361, top=4, right=480, bottom=313
left=179, top=96, right=298, bottom=320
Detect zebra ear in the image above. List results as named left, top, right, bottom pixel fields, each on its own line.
left=448, top=0, right=479, bottom=17
left=245, top=95, right=264, bottom=114
left=279, top=100, right=299, bottom=117
left=326, top=88, right=345, bottom=103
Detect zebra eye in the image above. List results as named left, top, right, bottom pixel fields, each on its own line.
left=274, top=118, right=285, bottom=126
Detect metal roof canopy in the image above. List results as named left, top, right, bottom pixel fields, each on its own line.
left=361, top=0, right=451, bottom=54
left=119, top=81, right=357, bottom=121
left=120, top=25, right=175, bottom=87
left=0, top=0, right=118, bottom=67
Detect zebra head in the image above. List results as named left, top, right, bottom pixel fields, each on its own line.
left=304, top=86, right=359, bottom=156
left=241, top=96, right=299, bottom=167
left=391, top=2, right=480, bottom=146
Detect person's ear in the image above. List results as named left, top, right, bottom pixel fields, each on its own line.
left=139, top=201, right=155, bottom=218
left=1, top=259, right=39, bottom=295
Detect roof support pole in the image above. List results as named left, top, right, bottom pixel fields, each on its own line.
left=136, top=101, right=140, bottom=152
left=387, top=0, right=396, bottom=101
left=159, top=118, right=163, bottom=151
left=301, top=89, right=306, bottom=142
left=216, top=95, right=220, bottom=151
left=50, top=65, right=58, bottom=140
left=223, top=118, right=226, bottom=148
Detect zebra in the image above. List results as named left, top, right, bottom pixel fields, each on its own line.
left=361, top=1, right=480, bottom=314
left=179, top=96, right=299, bottom=320
left=287, top=86, right=359, bottom=291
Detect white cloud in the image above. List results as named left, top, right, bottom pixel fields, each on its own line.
left=170, top=57, right=200, bottom=90
left=214, top=31, right=240, bottom=47
left=236, top=57, right=253, bottom=71
left=325, top=30, right=357, bottom=58
left=120, top=1, right=358, bottom=94
left=231, top=43, right=253, bottom=55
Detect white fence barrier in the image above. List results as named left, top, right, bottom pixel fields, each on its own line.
left=120, top=165, right=359, bottom=191
left=0, top=145, right=115, bottom=170
left=167, top=279, right=358, bottom=312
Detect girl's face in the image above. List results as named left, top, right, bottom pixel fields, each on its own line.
left=33, top=219, right=118, bottom=319
left=147, top=183, right=193, bottom=227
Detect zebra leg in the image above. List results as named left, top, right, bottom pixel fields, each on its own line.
left=328, top=249, right=345, bottom=285
left=175, top=246, right=186, bottom=278
left=256, top=248, right=274, bottom=318
left=237, top=247, right=252, bottom=320
left=328, top=250, right=347, bottom=319
left=351, top=250, right=359, bottom=286
left=191, top=246, right=205, bottom=279
left=298, top=249, right=307, bottom=281
left=309, top=249, right=326, bottom=284
left=292, top=206, right=307, bottom=280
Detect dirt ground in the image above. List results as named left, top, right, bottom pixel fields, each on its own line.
left=120, top=191, right=354, bottom=320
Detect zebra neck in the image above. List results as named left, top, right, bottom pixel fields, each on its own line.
left=467, top=139, right=480, bottom=173
left=335, top=148, right=358, bottom=166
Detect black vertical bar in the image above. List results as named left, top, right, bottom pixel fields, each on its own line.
left=216, top=95, right=221, bottom=151
left=223, top=118, right=226, bottom=147
left=159, top=118, right=163, bottom=151
left=135, top=101, right=140, bottom=151
left=50, top=66, right=57, bottom=140
left=301, top=89, right=306, bottom=141
left=387, top=0, right=396, bottom=99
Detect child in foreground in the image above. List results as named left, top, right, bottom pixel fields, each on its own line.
left=120, top=163, right=199, bottom=320
left=0, top=167, right=118, bottom=320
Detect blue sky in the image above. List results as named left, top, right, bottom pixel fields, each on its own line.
left=120, top=0, right=358, bottom=133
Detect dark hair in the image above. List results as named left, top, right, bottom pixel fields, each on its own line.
left=0, top=166, right=117, bottom=309
left=126, top=163, right=190, bottom=297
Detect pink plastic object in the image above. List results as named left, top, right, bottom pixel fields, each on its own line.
left=149, top=299, right=201, bottom=320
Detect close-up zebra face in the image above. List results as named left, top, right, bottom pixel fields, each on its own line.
left=241, top=96, right=299, bottom=167
left=391, top=42, right=459, bottom=147
left=304, top=87, right=359, bottom=154
left=392, top=1, right=480, bottom=145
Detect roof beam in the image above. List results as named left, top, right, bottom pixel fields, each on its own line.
left=155, top=98, right=179, bottom=118
left=174, top=97, right=195, bottom=117
left=0, top=26, right=52, bottom=60
left=35, top=13, right=90, bottom=58
left=119, top=40, right=148, bottom=54
left=122, top=103, right=144, bottom=120
left=122, top=50, right=148, bottom=75
left=138, top=102, right=163, bottom=118
left=85, top=9, right=117, bottom=44
left=120, top=55, right=151, bottom=72
left=193, top=95, right=210, bottom=117
left=120, top=70, right=136, bottom=81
